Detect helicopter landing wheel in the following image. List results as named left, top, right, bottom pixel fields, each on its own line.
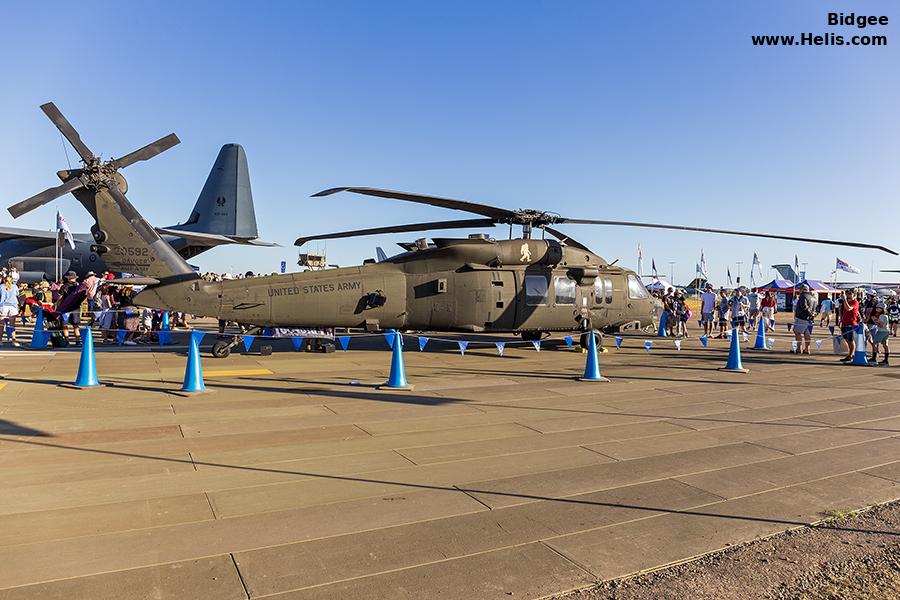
left=211, top=340, right=232, bottom=359
left=579, top=331, right=602, bottom=350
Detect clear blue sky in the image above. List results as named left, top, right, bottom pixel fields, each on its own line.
left=1, top=1, right=897, bottom=284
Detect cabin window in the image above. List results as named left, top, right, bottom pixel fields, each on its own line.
left=524, top=275, right=549, bottom=306
left=627, top=274, right=649, bottom=299
left=593, top=278, right=604, bottom=305
left=554, top=276, right=576, bottom=305
left=604, top=278, right=614, bottom=304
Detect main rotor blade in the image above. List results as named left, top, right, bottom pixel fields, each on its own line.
left=313, top=187, right=517, bottom=221
left=559, top=218, right=898, bottom=256
left=111, top=133, right=181, bottom=169
left=105, top=179, right=162, bottom=245
left=8, top=177, right=85, bottom=219
left=40, top=102, right=95, bottom=163
left=541, top=226, right=592, bottom=252
left=294, top=218, right=497, bottom=246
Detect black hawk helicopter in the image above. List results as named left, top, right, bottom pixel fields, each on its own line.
left=9, top=103, right=897, bottom=356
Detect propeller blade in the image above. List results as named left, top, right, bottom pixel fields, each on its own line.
left=40, top=102, right=95, bottom=163
left=294, top=218, right=497, bottom=246
left=8, top=177, right=84, bottom=219
left=541, top=226, right=592, bottom=252
left=313, top=187, right=517, bottom=221
left=111, top=133, right=181, bottom=169
left=558, top=218, right=898, bottom=256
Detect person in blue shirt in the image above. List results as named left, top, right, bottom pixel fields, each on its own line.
left=0, top=275, right=20, bottom=347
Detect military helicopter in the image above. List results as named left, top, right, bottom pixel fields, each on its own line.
left=9, top=103, right=897, bottom=357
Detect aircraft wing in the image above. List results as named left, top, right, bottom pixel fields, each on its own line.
left=0, top=226, right=92, bottom=244
left=155, top=227, right=279, bottom=247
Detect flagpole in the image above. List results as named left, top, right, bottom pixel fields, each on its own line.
left=55, top=230, right=59, bottom=282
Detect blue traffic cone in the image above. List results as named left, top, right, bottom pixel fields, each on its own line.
left=379, top=331, right=413, bottom=390
left=30, top=308, right=49, bottom=348
left=74, top=327, right=100, bottom=387
left=161, top=310, right=170, bottom=330
left=657, top=313, right=668, bottom=337
left=850, top=323, right=870, bottom=366
left=720, top=326, right=749, bottom=373
left=752, top=316, right=767, bottom=350
left=578, top=330, right=609, bottom=382
left=180, top=331, right=206, bottom=393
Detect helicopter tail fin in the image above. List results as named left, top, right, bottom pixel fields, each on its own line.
left=78, top=183, right=198, bottom=282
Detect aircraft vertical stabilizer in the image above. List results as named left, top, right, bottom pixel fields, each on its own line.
left=174, top=144, right=259, bottom=239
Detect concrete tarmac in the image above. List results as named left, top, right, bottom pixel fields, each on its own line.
left=0, top=323, right=898, bottom=599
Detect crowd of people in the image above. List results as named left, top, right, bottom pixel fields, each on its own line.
left=650, top=283, right=897, bottom=365
left=0, top=269, right=188, bottom=348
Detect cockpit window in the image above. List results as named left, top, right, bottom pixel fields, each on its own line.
left=627, top=274, right=649, bottom=299
left=524, top=275, right=549, bottom=306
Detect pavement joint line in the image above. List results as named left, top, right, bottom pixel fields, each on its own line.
left=205, top=492, right=219, bottom=520
left=539, top=539, right=601, bottom=581
left=578, top=445, right=619, bottom=461
left=513, top=422, right=545, bottom=434
left=860, top=469, right=900, bottom=485
left=392, top=449, right=418, bottom=466
left=742, top=439, right=801, bottom=456
left=188, top=451, right=198, bottom=471
left=228, top=553, right=251, bottom=599
left=452, top=485, right=495, bottom=511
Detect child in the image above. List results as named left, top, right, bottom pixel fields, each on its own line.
left=871, top=303, right=890, bottom=365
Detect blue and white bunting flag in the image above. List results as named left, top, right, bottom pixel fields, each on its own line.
left=563, top=336, right=573, bottom=348
left=532, top=340, right=541, bottom=352
left=291, top=337, right=305, bottom=351
left=495, top=342, right=505, bottom=356
left=644, top=340, right=652, bottom=352
left=418, top=336, right=429, bottom=351
left=242, top=335, right=255, bottom=352
left=458, top=340, right=468, bottom=355
left=699, top=336, right=708, bottom=348
left=338, top=336, right=350, bottom=351
left=674, top=339, right=682, bottom=351
left=614, top=336, right=623, bottom=349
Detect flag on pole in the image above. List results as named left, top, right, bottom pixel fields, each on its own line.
left=794, top=254, right=800, bottom=282
left=836, top=258, right=861, bottom=274
left=726, top=268, right=733, bottom=287
left=651, top=259, right=658, bottom=280
left=699, top=250, right=709, bottom=280
left=56, top=211, right=75, bottom=250
left=637, top=244, right=643, bottom=276
left=751, top=252, right=761, bottom=284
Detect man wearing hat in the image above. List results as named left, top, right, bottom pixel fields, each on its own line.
left=83, top=271, right=102, bottom=313
left=793, top=283, right=817, bottom=354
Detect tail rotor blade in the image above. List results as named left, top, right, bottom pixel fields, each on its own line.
left=111, top=133, right=181, bottom=169
left=40, top=102, right=95, bottom=163
left=8, top=177, right=84, bottom=219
